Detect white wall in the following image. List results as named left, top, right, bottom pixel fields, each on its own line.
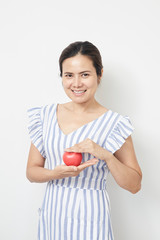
left=0, top=0, right=160, bottom=239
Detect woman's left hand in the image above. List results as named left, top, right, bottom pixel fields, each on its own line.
left=64, top=138, right=112, bottom=161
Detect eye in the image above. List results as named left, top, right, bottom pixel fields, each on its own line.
left=82, top=73, right=89, bottom=78
left=65, top=74, right=73, bottom=78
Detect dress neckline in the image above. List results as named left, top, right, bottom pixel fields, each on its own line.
left=55, top=103, right=111, bottom=136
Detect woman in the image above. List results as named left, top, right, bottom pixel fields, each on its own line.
left=26, top=41, right=142, bottom=240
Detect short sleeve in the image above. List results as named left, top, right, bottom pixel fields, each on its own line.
left=27, top=106, right=46, bottom=158
left=105, top=115, right=135, bottom=154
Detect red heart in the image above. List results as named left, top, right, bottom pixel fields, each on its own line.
left=63, top=152, right=82, bottom=166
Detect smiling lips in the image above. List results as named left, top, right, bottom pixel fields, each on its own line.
left=71, top=89, right=87, bottom=96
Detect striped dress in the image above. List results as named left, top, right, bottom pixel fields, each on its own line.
left=27, top=102, right=134, bottom=240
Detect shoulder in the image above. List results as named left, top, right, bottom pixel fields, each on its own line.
left=106, top=108, right=135, bottom=138
left=41, top=103, right=58, bottom=120
left=108, top=109, right=134, bottom=140
left=104, top=110, right=134, bottom=154
left=42, top=102, right=57, bottom=112
left=108, top=108, right=131, bottom=122
left=27, top=103, right=58, bottom=121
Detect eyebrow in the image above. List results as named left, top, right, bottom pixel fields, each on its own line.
left=64, top=71, right=91, bottom=74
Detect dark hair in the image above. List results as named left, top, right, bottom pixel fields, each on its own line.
left=59, top=41, right=103, bottom=80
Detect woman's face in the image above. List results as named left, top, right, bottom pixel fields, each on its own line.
left=61, top=54, right=102, bottom=104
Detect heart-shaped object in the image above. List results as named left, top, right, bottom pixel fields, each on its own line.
left=63, top=152, right=82, bottom=166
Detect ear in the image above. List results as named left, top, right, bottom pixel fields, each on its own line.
left=98, top=68, right=103, bottom=84
left=100, top=68, right=103, bottom=77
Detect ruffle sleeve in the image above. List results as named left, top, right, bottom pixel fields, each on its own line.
left=105, top=115, right=134, bottom=154
left=27, top=106, right=46, bottom=158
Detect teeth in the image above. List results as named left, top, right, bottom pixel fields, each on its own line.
left=73, top=90, right=86, bottom=93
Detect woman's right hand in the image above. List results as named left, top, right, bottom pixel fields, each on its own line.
left=53, top=158, right=99, bottom=179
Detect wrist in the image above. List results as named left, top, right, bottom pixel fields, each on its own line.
left=102, top=149, right=113, bottom=163
left=50, top=168, right=59, bottom=180
left=93, top=144, right=113, bottom=162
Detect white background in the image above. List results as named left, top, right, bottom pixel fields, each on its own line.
left=0, top=0, right=160, bottom=239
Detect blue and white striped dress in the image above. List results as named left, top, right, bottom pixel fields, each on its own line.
left=27, top=102, right=134, bottom=240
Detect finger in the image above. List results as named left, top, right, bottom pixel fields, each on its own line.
left=64, top=149, right=74, bottom=152
left=80, top=159, right=99, bottom=166
left=78, top=159, right=99, bottom=171
left=60, top=164, right=78, bottom=172
left=86, top=159, right=99, bottom=164
left=64, top=149, right=80, bottom=153
left=78, top=163, right=96, bottom=171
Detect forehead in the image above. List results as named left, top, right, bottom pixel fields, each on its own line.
left=62, top=54, right=95, bottom=72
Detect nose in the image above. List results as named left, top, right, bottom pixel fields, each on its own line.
left=72, top=75, right=82, bottom=87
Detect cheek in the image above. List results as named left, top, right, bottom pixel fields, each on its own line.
left=62, top=80, right=71, bottom=89
left=87, top=78, right=98, bottom=88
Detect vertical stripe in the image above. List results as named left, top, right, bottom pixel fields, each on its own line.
left=49, top=184, right=54, bottom=240
left=102, top=113, right=119, bottom=146
left=70, top=188, right=79, bottom=240
left=72, top=189, right=81, bottom=240
left=90, top=190, right=94, bottom=239
left=83, top=189, right=87, bottom=240
left=102, top=190, right=106, bottom=240
left=96, top=190, right=101, bottom=239
left=41, top=209, right=46, bottom=239
left=55, top=125, right=63, bottom=185
left=108, top=213, right=113, bottom=240
left=54, top=186, right=62, bottom=239
left=60, top=187, right=68, bottom=239
left=53, top=186, right=59, bottom=239
left=61, top=134, right=68, bottom=186
left=63, top=187, right=72, bottom=239
left=77, top=204, right=81, bottom=240
left=38, top=211, right=40, bottom=239
left=45, top=104, right=56, bottom=169
left=93, top=189, right=98, bottom=239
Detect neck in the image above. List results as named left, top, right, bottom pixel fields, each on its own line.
left=69, top=98, right=100, bottom=114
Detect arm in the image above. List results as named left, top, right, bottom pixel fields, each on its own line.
left=64, top=136, right=142, bottom=194
left=26, top=143, right=99, bottom=183
left=26, top=143, right=55, bottom=183
left=102, top=136, right=142, bottom=194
